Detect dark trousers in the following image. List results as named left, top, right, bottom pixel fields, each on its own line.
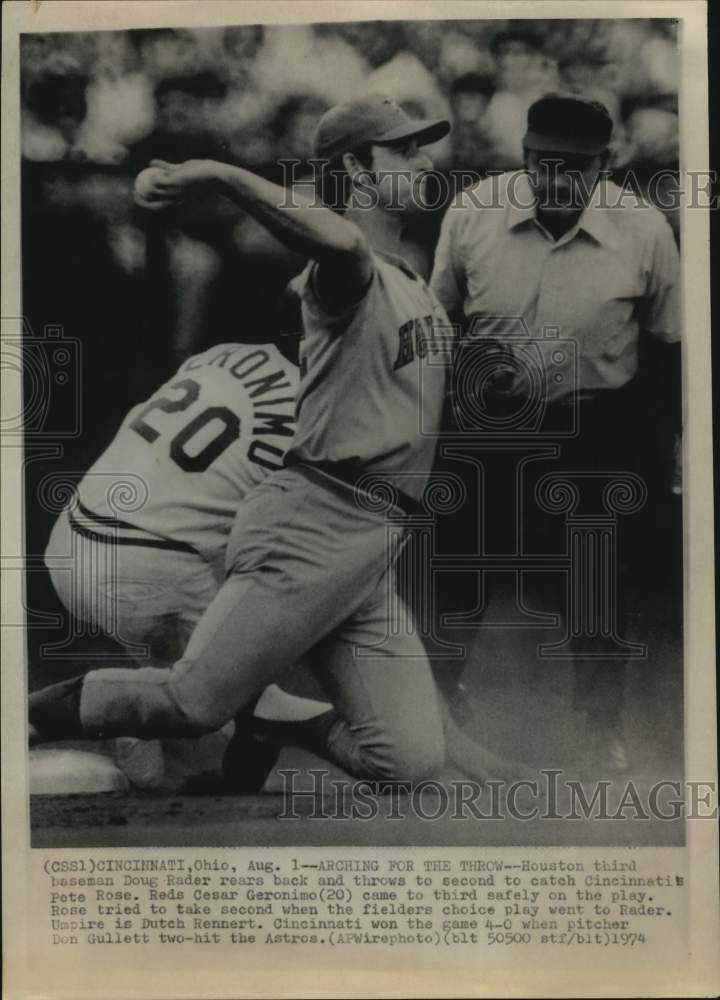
left=434, top=371, right=679, bottom=728
left=523, top=377, right=677, bottom=725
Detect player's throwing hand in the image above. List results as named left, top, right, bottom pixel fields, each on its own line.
left=133, top=159, right=217, bottom=210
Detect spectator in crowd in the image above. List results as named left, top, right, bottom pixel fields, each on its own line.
left=270, top=93, right=332, bottom=169
left=401, top=19, right=497, bottom=82
left=616, top=95, right=680, bottom=239
left=491, top=28, right=558, bottom=95
left=317, top=19, right=406, bottom=69
left=127, top=27, right=202, bottom=82
left=216, top=110, right=276, bottom=170
left=22, top=57, right=89, bottom=162
left=128, top=72, right=235, bottom=362
left=483, top=29, right=559, bottom=168
left=620, top=95, right=679, bottom=167
left=252, top=23, right=368, bottom=107
left=74, top=32, right=155, bottom=165
left=592, top=20, right=677, bottom=105
left=129, top=71, right=228, bottom=167
left=211, top=23, right=274, bottom=165
left=223, top=93, right=335, bottom=334
left=222, top=22, right=266, bottom=75
left=448, top=73, right=495, bottom=171
left=558, top=54, right=622, bottom=119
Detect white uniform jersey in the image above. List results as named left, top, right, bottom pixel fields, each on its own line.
left=290, top=250, right=453, bottom=501
left=78, top=343, right=298, bottom=561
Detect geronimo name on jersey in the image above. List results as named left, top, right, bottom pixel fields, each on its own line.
left=79, top=343, right=298, bottom=560
left=289, top=250, right=453, bottom=501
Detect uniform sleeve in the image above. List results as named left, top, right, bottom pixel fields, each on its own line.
left=430, top=205, right=467, bottom=318
left=299, top=259, right=376, bottom=333
left=642, top=216, right=681, bottom=343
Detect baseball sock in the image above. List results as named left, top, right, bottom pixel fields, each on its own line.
left=220, top=703, right=340, bottom=794
left=243, top=709, right=339, bottom=758
left=230, top=710, right=412, bottom=790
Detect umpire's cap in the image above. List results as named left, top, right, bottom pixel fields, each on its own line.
left=523, top=94, right=613, bottom=155
left=313, top=94, right=450, bottom=161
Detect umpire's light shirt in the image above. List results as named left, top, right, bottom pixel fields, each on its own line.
left=430, top=171, right=680, bottom=402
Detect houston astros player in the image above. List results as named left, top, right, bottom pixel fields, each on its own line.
left=31, top=96, right=514, bottom=787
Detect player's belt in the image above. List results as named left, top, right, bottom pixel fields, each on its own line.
left=69, top=500, right=199, bottom=555
left=288, top=459, right=427, bottom=518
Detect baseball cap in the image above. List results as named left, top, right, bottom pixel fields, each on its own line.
left=313, top=94, right=450, bottom=161
left=523, top=94, right=613, bottom=155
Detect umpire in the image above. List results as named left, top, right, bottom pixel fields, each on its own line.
left=431, top=94, right=681, bottom=774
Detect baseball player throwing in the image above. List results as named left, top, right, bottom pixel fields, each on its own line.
left=30, top=96, right=498, bottom=787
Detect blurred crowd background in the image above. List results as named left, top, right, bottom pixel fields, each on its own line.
left=21, top=17, right=681, bottom=459
left=22, top=19, right=680, bottom=172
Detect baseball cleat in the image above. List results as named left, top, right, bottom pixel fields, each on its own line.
left=220, top=713, right=282, bottom=794
left=28, top=676, right=85, bottom=743
left=184, top=705, right=280, bottom=796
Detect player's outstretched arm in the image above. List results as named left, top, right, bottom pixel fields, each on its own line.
left=136, top=158, right=373, bottom=300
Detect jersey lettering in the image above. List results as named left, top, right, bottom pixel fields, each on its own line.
left=183, top=348, right=272, bottom=381
left=244, top=370, right=294, bottom=398
left=248, top=439, right=287, bottom=470
left=415, top=316, right=433, bottom=358
left=131, top=379, right=241, bottom=473
left=393, top=316, right=436, bottom=370
left=80, top=343, right=298, bottom=557
left=228, top=350, right=270, bottom=380
left=169, top=406, right=241, bottom=472
left=253, top=410, right=296, bottom=437
left=394, top=320, right=415, bottom=370
left=129, top=379, right=200, bottom=442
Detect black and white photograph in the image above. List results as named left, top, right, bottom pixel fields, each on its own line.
left=12, top=10, right=694, bottom=850
left=2, top=2, right=718, bottom=997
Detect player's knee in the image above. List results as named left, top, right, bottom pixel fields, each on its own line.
left=396, top=737, right=445, bottom=783
left=367, top=733, right=445, bottom=783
